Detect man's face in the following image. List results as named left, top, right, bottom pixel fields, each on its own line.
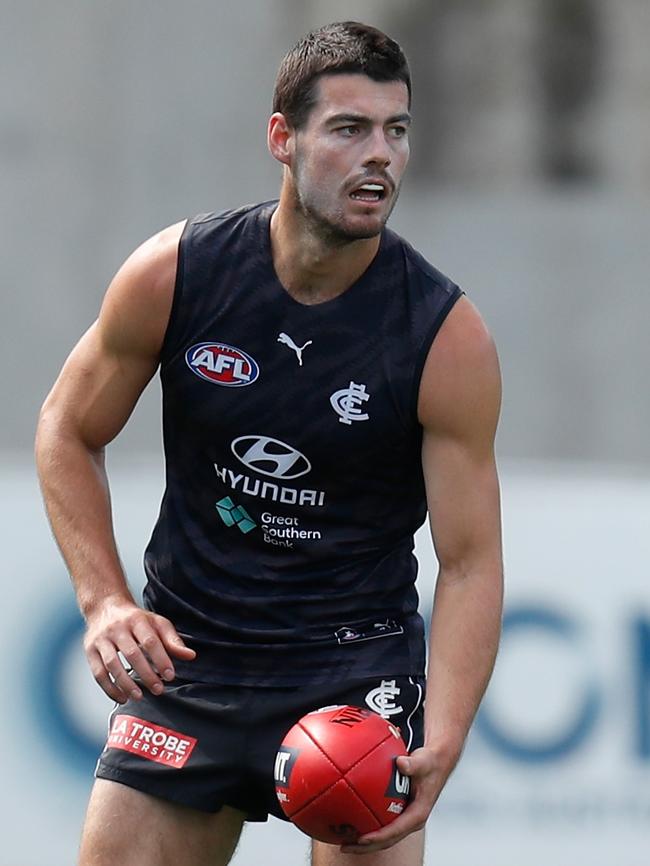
left=290, top=73, right=411, bottom=243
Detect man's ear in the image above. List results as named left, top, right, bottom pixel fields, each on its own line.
left=268, top=112, right=295, bottom=166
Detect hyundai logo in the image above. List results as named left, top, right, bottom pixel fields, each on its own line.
left=231, top=435, right=311, bottom=479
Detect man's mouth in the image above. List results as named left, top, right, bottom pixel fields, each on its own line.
left=349, top=183, right=387, bottom=203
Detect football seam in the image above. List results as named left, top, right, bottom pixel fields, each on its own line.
left=290, top=774, right=381, bottom=833
left=280, top=723, right=350, bottom=817
left=341, top=738, right=404, bottom=827
left=299, top=722, right=393, bottom=777
left=288, top=724, right=396, bottom=823
left=343, top=769, right=394, bottom=827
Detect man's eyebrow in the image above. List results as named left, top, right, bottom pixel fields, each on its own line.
left=387, top=113, right=412, bottom=126
left=326, top=112, right=412, bottom=126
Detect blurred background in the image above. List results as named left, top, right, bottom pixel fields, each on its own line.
left=1, top=1, right=648, bottom=864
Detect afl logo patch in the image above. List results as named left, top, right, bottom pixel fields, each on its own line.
left=185, top=342, right=260, bottom=387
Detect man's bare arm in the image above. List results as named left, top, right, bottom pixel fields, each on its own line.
left=419, top=296, right=503, bottom=764
left=35, top=221, right=195, bottom=704
left=343, top=296, right=503, bottom=854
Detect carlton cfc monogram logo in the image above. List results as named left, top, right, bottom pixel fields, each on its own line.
left=330, top=381, right=370, bottom=424
left=365, top=680, right=404, bottom=718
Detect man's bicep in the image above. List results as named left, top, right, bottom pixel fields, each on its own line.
left=42, top=322, right=159, bottom=451
left=418, top=297, right=503, bottom=576
left=422, top=431, right=502, bottom=577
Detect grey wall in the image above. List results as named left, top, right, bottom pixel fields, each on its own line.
left=2, top=0, right=648, bottom=466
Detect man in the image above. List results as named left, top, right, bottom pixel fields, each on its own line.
left=36, top=21, right=502, bottom=866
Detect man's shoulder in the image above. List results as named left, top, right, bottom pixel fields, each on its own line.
left=383, top=227, right=459, bottom=295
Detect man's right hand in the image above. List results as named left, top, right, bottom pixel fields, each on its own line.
left=83, top=598, right=196, bottom=703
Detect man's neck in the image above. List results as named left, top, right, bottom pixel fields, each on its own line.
left=269, top=188, right=381, bottom=305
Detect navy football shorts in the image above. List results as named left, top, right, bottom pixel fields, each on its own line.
left=95, top=674, right=425, bottom=820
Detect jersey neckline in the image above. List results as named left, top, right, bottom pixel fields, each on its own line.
left=257, top=201, right=390, bottom=312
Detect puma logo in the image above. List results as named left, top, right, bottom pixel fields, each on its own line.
left=277, top=332, right=313, bottom=367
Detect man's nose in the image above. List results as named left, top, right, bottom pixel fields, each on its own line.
left=363, top=128, right=392, bottom=168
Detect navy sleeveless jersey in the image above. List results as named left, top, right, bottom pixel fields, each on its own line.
left=143, top=201, right=462, bottom=686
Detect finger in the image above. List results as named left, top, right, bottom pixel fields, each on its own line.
left=132, top=620, right=176, bottom=682
left=341, top=820, right=423, bottom=855
left=96, top=639, right=143, bottom=700
left=341, top=836, right=407, bottom=855
left=86, top=647, right=131, bottom=704
left=396, top=754, right=413, bottom=774
left=342, top=801, right=430, bottom=853
left=396, top=751, right=436, bottom=778
left=118, top=634, right=166, bottom=695
left=341, top=826, right=420, bottom=854
left=154, top=616, right=197, bottom=661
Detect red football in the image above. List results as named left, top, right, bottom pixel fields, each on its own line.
left=274, top=705, right=410, bottom=845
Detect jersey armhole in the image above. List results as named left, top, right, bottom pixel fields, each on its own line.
left=159, top=219, right=190, bottom=368
left=409, top=285, right=464, bottom=422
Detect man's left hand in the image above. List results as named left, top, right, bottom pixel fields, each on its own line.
left=339, top=746, right=454, bottom=855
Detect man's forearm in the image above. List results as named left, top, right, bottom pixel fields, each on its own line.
left=423, top=565, right=503, bottom=762
left=36, top=414, right=195, bottom=703
left=35, top=418, right=134, bottom=618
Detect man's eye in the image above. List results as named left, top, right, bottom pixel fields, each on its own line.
left=389, top=126, right=408, bottom=138
left=338, top=126, right=359, bottom=136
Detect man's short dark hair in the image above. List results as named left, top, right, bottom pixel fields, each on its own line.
left=273, top=21, right=411, bottom=129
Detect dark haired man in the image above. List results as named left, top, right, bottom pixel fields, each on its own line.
left=36, top=21, right=502, bottom=866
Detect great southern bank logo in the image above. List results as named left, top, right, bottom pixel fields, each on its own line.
left=185, top=342, right=259, bottom=387
left=216, top=496, right=256, bottom=533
